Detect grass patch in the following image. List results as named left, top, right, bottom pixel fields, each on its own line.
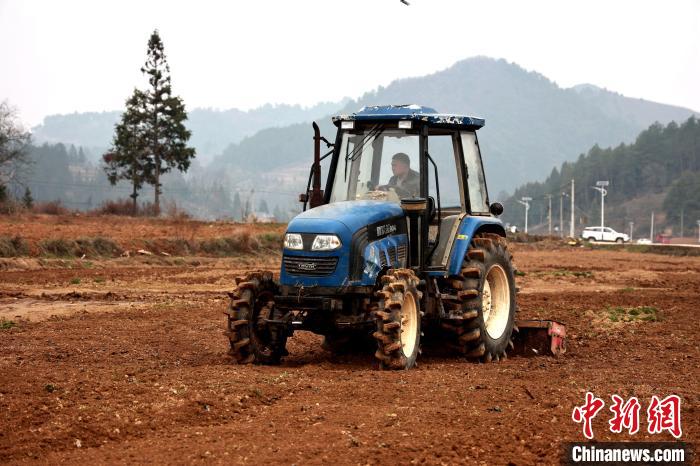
left=258, top=232, right=283, bottom=249
left=0, top=236, right=30, bottom=257
left=93, top=277, right=106, bottom=284
left=514, top=270, right=526, bottom=277
left=607, top=306, right=659, bottom=323
left=40, top=237, right=122, bottom=258
left=39, top=238, right=79, bottom=257
left=69, top=277, right=81, bottom=285
left=0, top=319, right=17, bottom=330
left=198, top=233, right=261, bottom=256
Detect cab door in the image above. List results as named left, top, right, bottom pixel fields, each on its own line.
left=460, top=131, right=490, bottom=215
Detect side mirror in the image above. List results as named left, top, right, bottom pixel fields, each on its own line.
left=489, top=202, right=504, bottom=216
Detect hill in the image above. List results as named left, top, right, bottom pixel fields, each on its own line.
left=30, top=100, right=347, bottom=164
left=210, top=57, right=697, bottom=197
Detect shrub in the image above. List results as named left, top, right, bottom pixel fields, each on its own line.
left=40, top=237, right=122, bottom=258
left=258, top=232, right=283, bottom=249
left=198, top=232, right=261, bottom=256
left=39, top=238, right=79, bottom=257
left=33, top=201, right=68, bottom=215
left=92, top=198, right=138, bottom=216
left=0, top=236, right=30, bottom=257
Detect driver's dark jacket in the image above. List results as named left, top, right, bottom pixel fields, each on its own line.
left=387, top=169, right=420, bottom=198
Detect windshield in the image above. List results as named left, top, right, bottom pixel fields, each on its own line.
left=329, top=128, right=420, bottom=204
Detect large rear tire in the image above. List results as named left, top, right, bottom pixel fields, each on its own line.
left=224, top=271, right=288, bottom=365
left=372, top=269, right=422, bottom=370
left=441, top=233, right=516, bottom=362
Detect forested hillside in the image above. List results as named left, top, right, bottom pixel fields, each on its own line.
left=502, top=117, right=700, bottom=237
left=209, top=57, right=697, bottom=197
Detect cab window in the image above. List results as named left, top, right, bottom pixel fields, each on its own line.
left=461, top=131, right=489, bottom=213
left=427, top=131, right=463, bottom=209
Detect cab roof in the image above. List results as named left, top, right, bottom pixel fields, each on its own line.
left=332, top=104, right=485, bottom=129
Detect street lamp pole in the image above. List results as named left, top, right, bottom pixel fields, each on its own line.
left=517, top=197, right=532, bottom=234
left=592, top=181, right=609, bottom=230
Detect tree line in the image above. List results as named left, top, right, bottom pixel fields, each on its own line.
left=501, top=117, right=700, bottom=236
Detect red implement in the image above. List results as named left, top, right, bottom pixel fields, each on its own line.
left=512, top=319, right=567, bottom=356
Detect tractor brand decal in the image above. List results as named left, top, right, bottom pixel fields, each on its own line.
left=457, top=234, right=468, bottom=240
left=367, top=216, right=407, bottom=241
left=376, top=223, right=397, bottom=237
left=571, top=392, right=683, bottom=439
left=298, top=262, right=317, bottom=271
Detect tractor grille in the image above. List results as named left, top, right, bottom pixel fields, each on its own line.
left=397, top=244, right=407, bottom=263
left=380, top=249, right=389, bottom=267
left=283, top=255, right=338, bottom=276
left=387, top=246, right=396, bottom=263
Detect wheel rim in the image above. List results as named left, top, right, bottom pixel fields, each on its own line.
left=400, top=291, right=418, bottom=357
left=482, top=264, right=510, bottom=339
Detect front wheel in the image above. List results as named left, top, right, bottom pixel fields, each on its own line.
left=372, top=269, right=422, bottom=370
left=224, top=271, right=288, bottom=365
left=616, top=238, right=624, bottom=244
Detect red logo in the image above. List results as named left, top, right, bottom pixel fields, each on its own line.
left=572, top=392, right=606, bottom=439
left=608, top=395, right=641, bottom=435
left=572, top=393, right=682, bottom=439
left=647, top=395, right=682, bottom=438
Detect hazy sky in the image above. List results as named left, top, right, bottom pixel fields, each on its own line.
left=1, top=0, right=698, bottom=126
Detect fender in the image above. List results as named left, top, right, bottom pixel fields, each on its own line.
left=445, top=216, right=506, bottom=277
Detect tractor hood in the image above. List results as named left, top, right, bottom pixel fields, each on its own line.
left=288, top=201, right=404, bottom=236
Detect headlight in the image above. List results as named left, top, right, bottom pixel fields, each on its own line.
left=284, top=233, right=303, bottom=250
left=312, top=234, right=342, bottom=251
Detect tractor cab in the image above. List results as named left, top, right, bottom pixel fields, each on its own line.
left=289, top=105, right=504, bottom=288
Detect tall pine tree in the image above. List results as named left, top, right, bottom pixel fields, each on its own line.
left=103, top=89, right=150, bottom=214
left=140, top=30, right=195, bottom=214
left=105, top=30, right=195, bottom=216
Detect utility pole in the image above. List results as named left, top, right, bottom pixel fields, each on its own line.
left=680, top=208, right=684, bottom=238
left=517, top=197, right=532, bottom=234
left=629, top=221, right=634, bottom=241
left=569, top=179, right=575, bottom=238
left=650, top=211, right=655, bottom=242
left=559, top=192, right=565, bottom=238
left=697, top=220, right=700, bottom=243
left=545, top=194, right=552, bottom=236
left=592, top=181, right=609, bottom=230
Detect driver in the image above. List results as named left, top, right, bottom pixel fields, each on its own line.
left=380, top=152, right=419, bottom=198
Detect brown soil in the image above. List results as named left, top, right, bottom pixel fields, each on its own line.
left=1, top=227, right=698, bottom=464
left=0, top=213, right=285, bottom=254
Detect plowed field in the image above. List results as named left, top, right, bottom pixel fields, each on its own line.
left=1, top=216, right=698, bottom=464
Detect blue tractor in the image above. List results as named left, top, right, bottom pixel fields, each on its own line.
left=225, top=105, right=564, bottom=369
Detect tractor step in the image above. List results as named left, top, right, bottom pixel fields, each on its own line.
left=512, top=319, right=566, bottom=356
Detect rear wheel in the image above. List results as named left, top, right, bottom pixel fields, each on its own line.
left=372, top=269, right=422, bottom=370
left=224, top=271, right=288, bottom=365
left=441, top=233, right=516, bottom=362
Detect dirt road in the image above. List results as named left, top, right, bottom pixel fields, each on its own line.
left=1, top=245, right=698, bottom=464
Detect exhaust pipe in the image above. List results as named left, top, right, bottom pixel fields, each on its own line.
left=309, top=122, right=324, bottom=209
